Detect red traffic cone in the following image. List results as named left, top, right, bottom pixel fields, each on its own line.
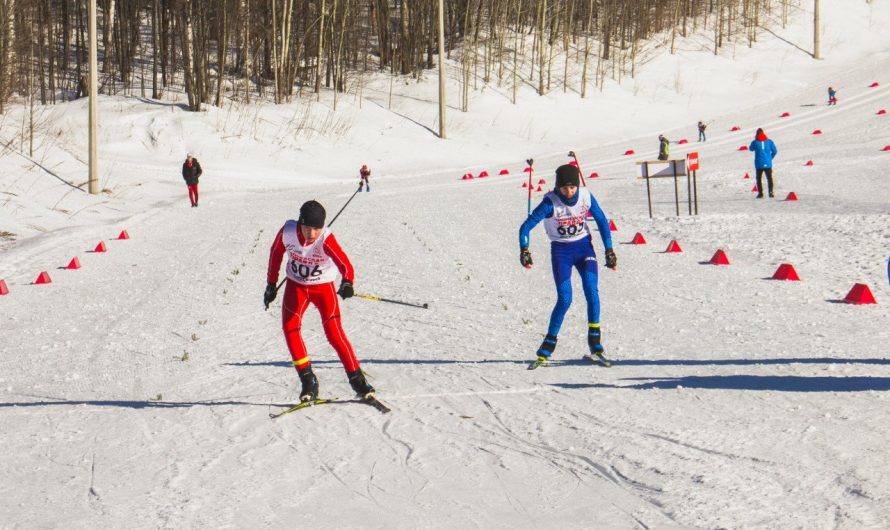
left=709, top=249, right=730, bottom=265
left=34, top=271, right=52, bottom=284
left=744, top=172, right=750, bottom=179
left=538, top=179, right=546, bottom=185
left=772, top=263, right=800, bottom=281
left=780, top=112, right=791, bottom=118
left=536, top=185, right=543, bottom=192
left=844, top=283, right=877, bottom=304
left=608, top=219, right=617, bottom=231
left=94, top=241, right=107, bottom=252
left=0, top=279, right=8, bottom=295
left=869, top=82, right=880, bottom=88
left=731, top=126, right=741, bottom=131
left=812, top=129, right=822, bottom=135
left=499, top=169, right=509, bottom=175
left=66, top=256, right=81, bottom=270
left=589, top=172, right=599, bottom=178
left=624, top=149, right=635, bottom=156
left=878, top=109, right=887, bottom=115
left=805, top=160, right=814, bottom=166
left=665, top=240, right=682, bottom=253
left=631, top=232, right=646, bottom=245
left=478, top=171, right=489, bottom=178
left=461, top=174, right=469, bottom=180
left=752, top=185, right=759, bottom=192
left=117, top=230, right=130, bottom=240
left=678, top=139, right=688, bottom=144
left=785, top=192, right=798, bottom=201
left=521, top=181, right=528, bottom=188
left=738, top=145, right=749, bottom=151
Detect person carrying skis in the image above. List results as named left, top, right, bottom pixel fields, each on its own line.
left=657, top=135, right=670, bottom=160
left=181, top=153, right=203, bottom=207
left=358, top=164, right=371, bottom=192
left=749, top=128, right=778, bottom=198
left=827, top=87, right=837, bottom=106
left=697, top=121, right=707, bottom=142
left=519, top=164, right=617, bottom=369
left=263, top=200, right=375, bottom=401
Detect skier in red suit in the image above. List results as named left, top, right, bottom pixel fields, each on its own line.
left=264, top=200, right=375, bottom=401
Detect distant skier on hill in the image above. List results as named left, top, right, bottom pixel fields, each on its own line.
left=827, top=87, right=837, bottom=106
left=519, top=164, right=617, bottom=369
left=358, top=164, right=371, bottom=192
left=749, top=128, right=778, bottom=198
left=181, top=153, right=203, bottom=207
left=697, top=121, right=707, bottom=142
left=263, top=200, right=375, bottom=401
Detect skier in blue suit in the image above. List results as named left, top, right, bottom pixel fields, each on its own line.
left=519, top=164, right=616, bottom=368
left=749, top=128, right=778, bottom=198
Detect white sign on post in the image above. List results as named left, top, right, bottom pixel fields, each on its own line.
left=636, top=160, right=687, bottom=178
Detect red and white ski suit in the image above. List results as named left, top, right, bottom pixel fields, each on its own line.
left=267, top=222, right=359, bottom=373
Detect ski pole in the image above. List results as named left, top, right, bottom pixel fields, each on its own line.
left=568, top=150, right=588, bottom=187
left=273, top=186, right=362, bottom=294
left=327, top=186, right=361, bottom=228
left=526, top=158, right=534, bottom=216
left=355, top=293, right=429, bottom=309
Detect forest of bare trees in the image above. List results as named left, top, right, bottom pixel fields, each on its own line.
left=0, top=0, right=799, bottom=113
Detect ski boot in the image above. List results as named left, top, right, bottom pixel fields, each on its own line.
left=347, top=369, right=375, bottom=399
left=585, top=324, right=611, bottom=367
left=298, top=367, right=319, bottom=402
left=528, top=334, right=557, bottom=370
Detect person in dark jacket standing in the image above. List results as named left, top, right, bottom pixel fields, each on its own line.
left=657, top=135, right=670, bottom=160
left=827, top=87, right=837, bottom=106
left=182, top=153, right=203, bottom=207
left=749, top=128, right=778, bottom=198
left=697, top=121, right=707, bottom=142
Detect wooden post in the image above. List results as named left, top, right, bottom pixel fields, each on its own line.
left=88, top=0, right=98, bottom=195
left=644, top=162, right=652, bottom=219
left=437, top=0, right=446, bottom=139
left=813, top=0, right=821, bottom=59
left=672, top=160, right=680, bottom=216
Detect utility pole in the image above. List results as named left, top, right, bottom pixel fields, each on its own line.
left=813, top=0, right=821, bottom=59
left=88, top=0, right=99, bottom=194
left=437, top=0, right=446, bottom=139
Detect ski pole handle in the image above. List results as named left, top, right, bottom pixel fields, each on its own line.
left=355, top=293, right=429, bottom=309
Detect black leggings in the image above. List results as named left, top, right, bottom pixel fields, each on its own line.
left=756, top=168, right=773, bottom=194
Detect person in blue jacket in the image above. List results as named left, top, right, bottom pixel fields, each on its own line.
left=519, top=164, right=617, bottom=369
left=749, top=128, right=778, bottom=198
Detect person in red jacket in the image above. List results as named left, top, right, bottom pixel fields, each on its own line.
left=263, top=200, right=375, bottom=401
left=358, top=164, right=371, bottom=192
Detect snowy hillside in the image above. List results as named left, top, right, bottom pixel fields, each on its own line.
left=2, top=2, right=890, bottom=529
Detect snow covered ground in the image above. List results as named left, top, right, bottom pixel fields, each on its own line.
left=2, top=2, right=890, bottom=528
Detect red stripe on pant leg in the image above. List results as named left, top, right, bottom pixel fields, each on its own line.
left=282, top=282, right=311, bottom=370
left=309, top=283, right=360, bottom=373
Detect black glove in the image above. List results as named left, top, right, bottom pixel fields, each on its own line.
left=604, top=248, right=617, bottom=270
left=520, top=247, right=533, bottom=268
left=338, top=280, right=354, bottom=299
left=263, top=282, right=277, bottom=310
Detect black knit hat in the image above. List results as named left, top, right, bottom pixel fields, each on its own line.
left=298, top=200, right=326, bottom=228
left=555, top=164, right=581, bottom=188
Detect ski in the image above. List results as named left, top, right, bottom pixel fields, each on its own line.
left=584, top=351, right=612, bottom=368
left=269, top=398, right=336, bottom=419
left=361, top=395, right=392, bottom=414
left=527, top=356, right=548, bottom=370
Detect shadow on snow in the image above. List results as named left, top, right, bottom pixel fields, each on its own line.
left=553, top=375, right=890, bottom=392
